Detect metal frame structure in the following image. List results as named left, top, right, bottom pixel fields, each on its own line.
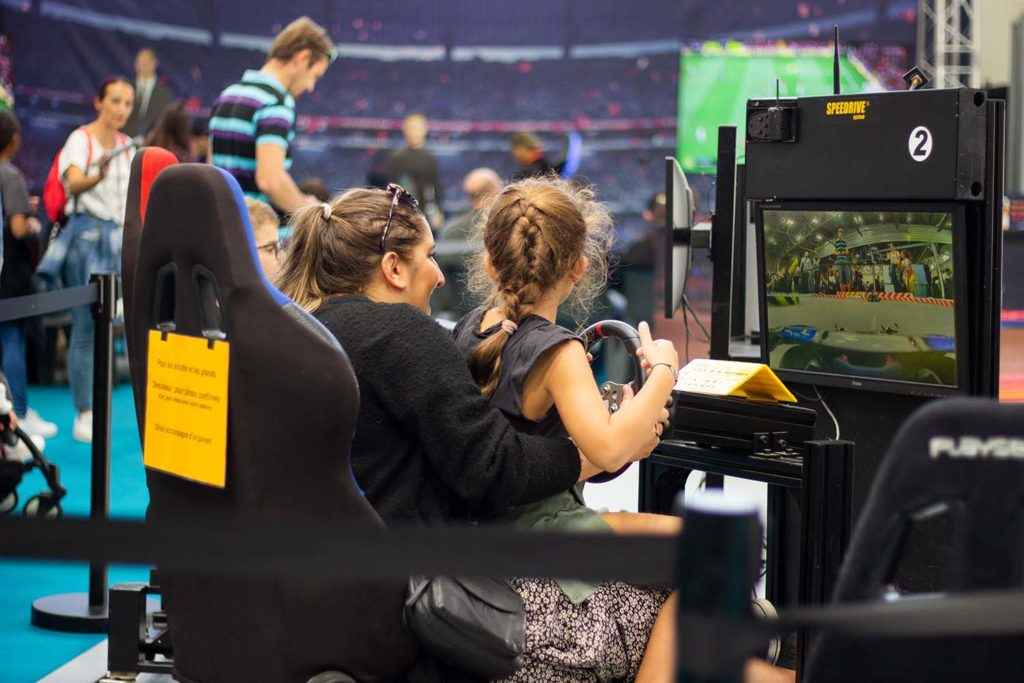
left=916, top=0, right=980, bottom=89
left=640, top=439, right=855, bottom=677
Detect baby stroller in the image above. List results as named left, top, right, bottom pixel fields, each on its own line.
left=0, top=417, right=66, bottom=518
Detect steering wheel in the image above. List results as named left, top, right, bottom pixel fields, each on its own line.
left=581, top=320, right=649, bottom=483
left=582, top=320, right=645, bottom=412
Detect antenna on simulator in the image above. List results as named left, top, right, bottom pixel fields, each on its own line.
left=775, top=79, right=781, bottom=106
left=833, top=25, right=841, bottom=95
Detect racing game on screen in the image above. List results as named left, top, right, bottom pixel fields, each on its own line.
left=762, top=208, right=957, bottom=388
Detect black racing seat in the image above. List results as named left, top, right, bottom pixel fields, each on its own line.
left=805, top=398, right=1024, bottom=682
left=124, top=162, right=418, bottom=682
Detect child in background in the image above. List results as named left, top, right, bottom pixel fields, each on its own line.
left=0, top=109, right=57, bottom=443
left=244, top=197, right=283, bottom=280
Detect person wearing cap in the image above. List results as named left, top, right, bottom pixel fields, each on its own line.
left=209, top=16, right=336, bottom=213
left=509, top=130, right=561, bottom=180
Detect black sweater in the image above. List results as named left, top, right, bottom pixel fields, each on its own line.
left=314, top=296, right=582, bottom=525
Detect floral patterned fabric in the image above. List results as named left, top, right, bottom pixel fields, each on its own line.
left=497, top=577, right=671, bottom=683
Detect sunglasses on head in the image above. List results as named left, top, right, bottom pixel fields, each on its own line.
left=380, top=183, right=420, bottom=254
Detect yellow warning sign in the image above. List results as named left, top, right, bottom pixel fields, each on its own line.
left=675, top=358, right=796, bottom=403
left=143, top=330, right=230, bottom=487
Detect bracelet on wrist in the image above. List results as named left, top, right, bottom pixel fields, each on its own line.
left=650, top=362, right=678, bottom=382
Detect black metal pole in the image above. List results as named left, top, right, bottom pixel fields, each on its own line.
left=88, top=272, right=116, bottom=608
left=833, top=26, right=841, bottom=95
left=31, top=274, right=116, bottom=632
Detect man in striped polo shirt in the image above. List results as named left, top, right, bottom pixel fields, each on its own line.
left=209, top=16, right=335, bottom=213
left=833, top=227, right=852, bottom=293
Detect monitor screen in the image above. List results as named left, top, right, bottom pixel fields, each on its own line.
left=759, top=204, right=964, bottom=393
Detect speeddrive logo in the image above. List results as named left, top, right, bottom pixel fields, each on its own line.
left=824, top=99, right=869, bottom=121
left=929, top=437, right=1024, bottom=460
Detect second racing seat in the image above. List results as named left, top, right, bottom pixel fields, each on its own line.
left=804, top=398, right=1024, bottom=682
left=122, top=147, right=178, bottom=431
left=127, top=163, right=418, bottom=681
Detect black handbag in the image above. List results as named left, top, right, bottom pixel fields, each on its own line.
left=404, top=575, right=526, bottom=679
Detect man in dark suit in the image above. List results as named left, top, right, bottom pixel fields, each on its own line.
left=123, top=47, right=175, bottom=139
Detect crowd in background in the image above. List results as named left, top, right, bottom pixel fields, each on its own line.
left=769, top=235, right=955, bottom=300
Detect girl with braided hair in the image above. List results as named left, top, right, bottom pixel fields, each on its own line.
left=455, top=178, right=796, bottom=683
left=452, top=176, right=685, bottom=682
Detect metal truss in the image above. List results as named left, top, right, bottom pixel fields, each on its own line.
left=916, top=0, right=980, bottom=88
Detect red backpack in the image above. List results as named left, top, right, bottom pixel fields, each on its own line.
left=42, top=126, right=108, bottom=225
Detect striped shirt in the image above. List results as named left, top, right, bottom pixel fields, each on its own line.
left=833, top=238, right=849, bottom=264
left=209, top=70, right=295, bottom=203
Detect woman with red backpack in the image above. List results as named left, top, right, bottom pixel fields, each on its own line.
left=37, top=77, right=135, bottom=443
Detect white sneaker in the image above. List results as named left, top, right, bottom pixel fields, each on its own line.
left=73, top=410, right=93, bottom=444
left=21, top=407, right=58, bottom=438
left=4, top=434, right=45, bottom=463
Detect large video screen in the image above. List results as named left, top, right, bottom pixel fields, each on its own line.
left=676, top=41, right=906, bottom=174
left=761, top=206, right=962, bottom=391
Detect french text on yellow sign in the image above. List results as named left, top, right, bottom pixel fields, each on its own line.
left=143, top=331, right=230, bottom=488
left=675, top=358, right=796, bottom=403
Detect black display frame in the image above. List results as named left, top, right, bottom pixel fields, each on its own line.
left=755, top=200, right=969, bottom=397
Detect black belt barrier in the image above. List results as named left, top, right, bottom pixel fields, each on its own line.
left=4, top=513, right=1024, bottom=637
left=0, top=283, right=97, bottom=323
left=0, top=515, right=676, bottom=584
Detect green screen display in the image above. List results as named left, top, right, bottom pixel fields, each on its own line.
left=676, top=42, right=883, bottom=173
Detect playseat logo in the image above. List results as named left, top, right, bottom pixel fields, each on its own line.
left=929, top=437, right=1024, bottom=460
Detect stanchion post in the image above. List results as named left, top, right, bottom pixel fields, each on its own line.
left=674, top=491, right=761, bottom=683
left=88, top=272, right=117, bottom=609
left=30, top=273, right=117, bottom=632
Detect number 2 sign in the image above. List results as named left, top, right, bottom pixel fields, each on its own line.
left=908, top=126, right=933, bottom=162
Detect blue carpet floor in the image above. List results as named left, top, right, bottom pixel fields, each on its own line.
left=0, top=384, right=150, bottom=682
